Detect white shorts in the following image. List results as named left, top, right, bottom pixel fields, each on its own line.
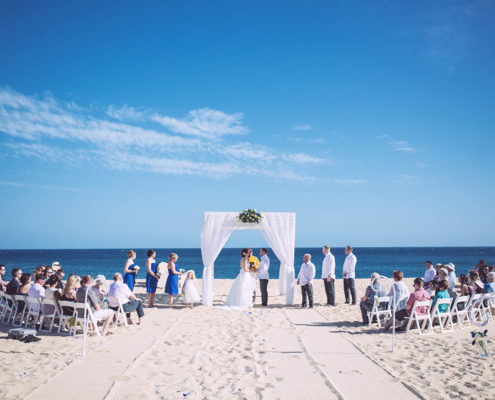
left=93, top=309, right=114, bottom=321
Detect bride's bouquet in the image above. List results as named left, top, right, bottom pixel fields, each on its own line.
left=249, top=255, right=259, bottom=275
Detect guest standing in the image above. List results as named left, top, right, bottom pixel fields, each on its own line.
left=165, top=253, right=183, bottom=308
left=321, top=245, right=336, bottom=306
left=342, top=245, right=357, bottom=305
left=258, top=248, right=270, bottom=306
left=123, top=250, right=138, bottom=292
left=297, top=254, right=315, bottom=308
left=145, top=249, right=158, bottom=307
left=424, top=261, right=435, bottom=288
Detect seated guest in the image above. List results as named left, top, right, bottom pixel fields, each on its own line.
left=45, top=275, right=62, bottom=301
left=432, top=279, right=450, bottom=313
left=423, top=261, right=435, bottom=288
left=51, top=261, right=61, bottom=273
left=33, top=265, right=46, bottom=279
left=60, top=275, right=80, bottom=315
left=359, top=272, right=386, bottom=325
left=76, top=275, right=114, bottom=336
left=458, top=274, right=472, bottom=297
left=479, top=265, right=490, bottom=283
left=469, top=270, right=484, bottom=294
left=108, top=273, right=145, bottom=325
left=426, top=280, right=437, bottom=297
left=6, top=268, right=22, bottom=295
left=433, top=263, right=443, bottom=281
left=91, top=275, right=108, bottom=304
left=388, top=270, right=410, bottom=312
left=445, top=263, right=456, bottom=291
left=384, top=277, right=430, bottom=331
left=484, top=272, right=495, bottom=293
left=437, top=268, right=457, bottom=308
left=18, top=273, right=31, bottom=295
left=0, top=264, right=6, bottom=291
left=55, top=269, right=65, bottom=289
left=44, top=266, right=54, bottom=279
left=27, top=273, right=46, bottom=313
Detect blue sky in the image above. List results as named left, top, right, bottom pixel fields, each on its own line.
left=1, top=1, right=494, bottom=249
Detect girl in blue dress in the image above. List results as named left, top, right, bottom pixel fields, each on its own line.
left=123, top=250, right=138, bottom=292
left=145, top=249, right=158, bottom=307
left=165, top=252, right=183, bottom=308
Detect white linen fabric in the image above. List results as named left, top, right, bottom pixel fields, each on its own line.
left=424, top=267, right=435, bottom=284
left=224, top=268, right=256, bottom=308
left=448, top=271, right=456, bottom=290
left=257, top=254, right=270, bottom=280
left=108, top=281, right=132, bottom=307
left=389, top=280, right=410, bottom=311
left=342, top=253, right=357, bottom=278
left=27, top=283, right=45, bottom=312
left=298, top=262, right=316, bottom=286
left=321, top=253, right=335, bottom=279
left=200, top=212, right=296, bottom=306
left=183, top=278, right=201, bottom=304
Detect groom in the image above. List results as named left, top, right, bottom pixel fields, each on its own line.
left=258, top=248, right=270, bottom=306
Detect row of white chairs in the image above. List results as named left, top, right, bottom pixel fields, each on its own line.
left=0, top=291, right=129, bottom=336
left=368, top=292, right=495, bottom=335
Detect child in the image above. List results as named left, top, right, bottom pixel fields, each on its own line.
left=183, top=270, right=200, bottom=308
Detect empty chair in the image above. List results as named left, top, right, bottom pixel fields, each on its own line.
left=12, top=294, right=27, bottom=326
left=39, top=298, right=62, bottom=333
left=405, top=300, right=434, bottom=335
left=0, top=292, right=16, bottom=324
left=452, top=295, right=471, bottom=329
left=467, top=293, right=484, bottom=324
left=23, top=297, right=42, bottom=328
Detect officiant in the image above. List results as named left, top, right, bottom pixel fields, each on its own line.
left=258, top=248, right=270, bottom=306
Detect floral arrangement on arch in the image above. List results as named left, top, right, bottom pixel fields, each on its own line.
left=238, top=209, right=262, bottom=224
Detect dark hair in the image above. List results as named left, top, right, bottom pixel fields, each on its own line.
left=426, top=261, right=432, bottom=265
left=47, top=274, right=60, bottom=286
left=459, top=273, right=469, bottom=285
left=34, top=273, right=46, bottom=282
left=438, top=279, right=449, bottom=291
left=56, top=268, right=65, bottom=275
left=0, top=264, right=5, bottom=270
left=393, top=270, right=403, bottom=281
left=346, top=245, right=353, bottom=251
left=81, top=275, right=93, bottom=285
left=241, top=248, right=249, bottom=257
left=261, top=248, right=268, bottom=254
left=413, top=277, right=424, bottom=287
left=12, top=268, right=20, bottom=277
left=469, top=270, right=479, bottom=281
left=147, top=249, right=155, bottom=258
left=20, top=273, right=31, bottom=285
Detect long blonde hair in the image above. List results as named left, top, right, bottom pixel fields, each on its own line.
left=63, top=275, right=80, bottom=296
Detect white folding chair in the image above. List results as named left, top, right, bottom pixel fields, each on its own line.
left=72, top=302, right=101, bottom=337
left=23, top=297, right=42, bottom=328
left=107, top=296, right=128, bottom=327
left=57, top=300, right=76, bottom=334
left=1, top=293, right=16, bottom=324
left=467, top=294, right=483, bottom=324
left=12, top=295, right=27, bottom=326
left=367, top=296, right=391, bottom=328
left=452, top=295, right=471, bottom=329
left=431, top=297, right=454, bottom=333
left=39, top=298, right=62, bottom=333
left=405, top=300, right=434, bottom=335
left=479, top=293, right=495, bottom=321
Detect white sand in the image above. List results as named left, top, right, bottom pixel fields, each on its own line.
left=1, top=278, right=493, bottom=400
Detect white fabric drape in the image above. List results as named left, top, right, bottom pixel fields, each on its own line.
left=260, top=212, right=296, bottom=305
left=200, top=212, right=237, bottom=305
left=200, top=211, right=296, bottom=306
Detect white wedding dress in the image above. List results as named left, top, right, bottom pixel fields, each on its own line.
left=224, top=259, right=256, bottom=308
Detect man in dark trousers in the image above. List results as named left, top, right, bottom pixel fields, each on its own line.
left=257, top=248, right=270, bottom=306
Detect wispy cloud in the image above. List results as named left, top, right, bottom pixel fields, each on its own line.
left=379, top=134, right=417, bottom=153
left=0, top=87, right=327, bottom=181
left=0, top=180, right=87, bottom=192
left=292, top=124, right=312, bottom=131
left=415, top=162, right=427, bottom=168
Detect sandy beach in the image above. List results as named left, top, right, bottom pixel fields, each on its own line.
left=1, top=278, right=493, bottom=400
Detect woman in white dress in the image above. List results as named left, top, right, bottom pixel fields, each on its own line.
left=224, top=248, right=256, bottom=308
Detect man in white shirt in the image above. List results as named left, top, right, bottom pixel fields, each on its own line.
left=321, top=245, right=336, bottom=306
left=258, top=248, right=270, bottom=306
left=342, top=245, right=357, bottom=305
left=108, top=273, right=145, bottom=325
left=445, top=263, right=457, bottom=290
left=27, top=273, right=46, bottom=313
left=423, top=261, right=435, bottom=289
left=297, top=253, right=316, bottom=308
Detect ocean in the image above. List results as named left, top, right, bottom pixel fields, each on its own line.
left=0, top=247, right=494, bottom=280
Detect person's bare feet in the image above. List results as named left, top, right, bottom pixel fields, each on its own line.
left=127, top=318, right=133, bottom=325
left=137, top=319, right=143, bottom=325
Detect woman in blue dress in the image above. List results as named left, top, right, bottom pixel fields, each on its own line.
left=123, top=250, right=138, bottom=292
left=165, top=252, right=183, bottom=308
left=145, top=249, right=158, bottom=307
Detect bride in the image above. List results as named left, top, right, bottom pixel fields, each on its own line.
left=224, top=248, right=256, bottom=308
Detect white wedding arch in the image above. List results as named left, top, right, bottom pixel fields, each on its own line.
left=200, top=211, right=296, bottom=306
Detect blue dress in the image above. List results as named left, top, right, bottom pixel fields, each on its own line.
left=146, top=262, right=158, bottom=294
left=123, top=263, right=137, bottom=292
left=165, top=267, right=179, bottom=295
